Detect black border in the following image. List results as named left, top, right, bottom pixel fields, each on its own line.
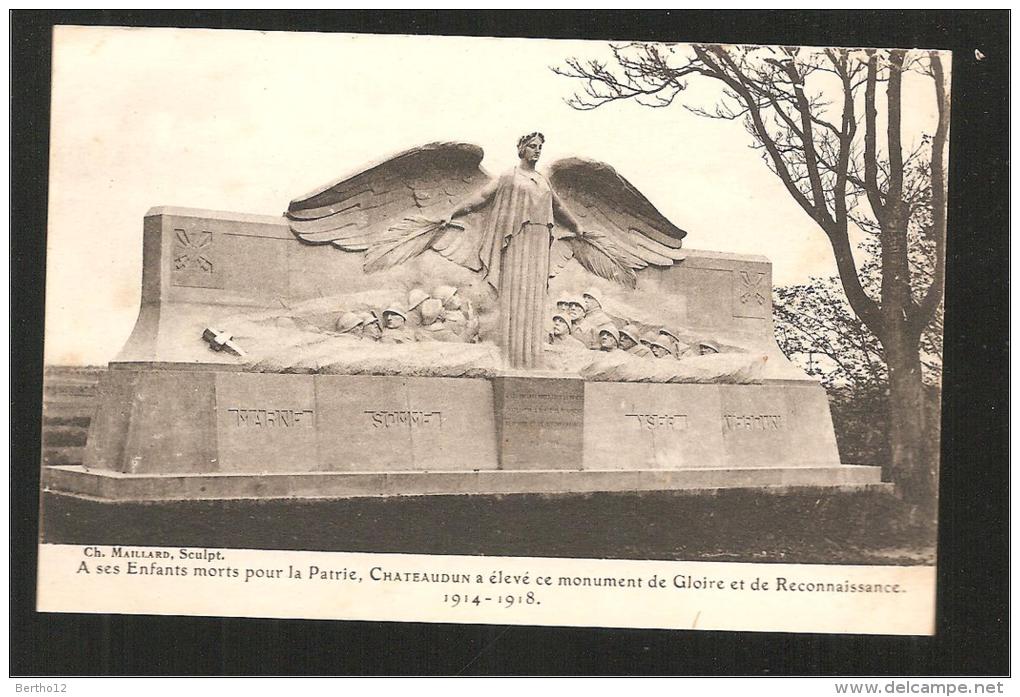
left=11, top=10, right=1009, bottom=676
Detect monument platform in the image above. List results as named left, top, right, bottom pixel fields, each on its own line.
left=42, top=206, right=886, bottom=502
left=44, top=464, right=887, bottom=502
left=42, top=367, right=886, bottom=501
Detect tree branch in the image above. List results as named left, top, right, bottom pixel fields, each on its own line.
left=913, top=51, right=950, bottom=333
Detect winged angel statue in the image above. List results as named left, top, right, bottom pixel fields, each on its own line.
left=287, top=133, right=687, bottom=369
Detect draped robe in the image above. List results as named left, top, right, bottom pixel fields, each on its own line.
left=477, top=167, right=556, bottom=369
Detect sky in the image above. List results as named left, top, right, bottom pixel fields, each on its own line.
left=44, top=26, right=941, bottom=365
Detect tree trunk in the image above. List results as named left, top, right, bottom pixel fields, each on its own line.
left=883, top=330, right=937, bottom=516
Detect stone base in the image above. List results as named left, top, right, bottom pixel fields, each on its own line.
left=85, top=368, right=846, bottom=474
left=43, top=464, right=888, bottom=502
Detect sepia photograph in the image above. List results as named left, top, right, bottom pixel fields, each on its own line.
left=12, top=10, right=1008, bottom=676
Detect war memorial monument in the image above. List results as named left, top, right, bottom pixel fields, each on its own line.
left=42, top=136, right=885, bottom=501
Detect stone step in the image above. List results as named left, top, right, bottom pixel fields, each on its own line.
left=42, top=413, right=92, bottom=428
left=44, top=366, right=106, bottom=379
left=43, top=382, right=98, bottom=398
left=42, top=425, right=89, bottom=447
left=42, top=447, right=86, bottom=467
left=43, top=465, right=889, bottom=502
left=42, top=397, right=98, bottom=414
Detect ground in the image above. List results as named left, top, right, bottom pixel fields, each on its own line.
left=41, top=488, right=935, bottom=565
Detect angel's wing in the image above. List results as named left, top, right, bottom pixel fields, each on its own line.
left=286, top=142, right=490, bottom=272
left=549, top=158, right=688, bottom=283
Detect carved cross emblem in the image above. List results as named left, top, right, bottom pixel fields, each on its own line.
left=738, top=270, right=766, bottom=305
left=173, top=230, right=214, bottom=273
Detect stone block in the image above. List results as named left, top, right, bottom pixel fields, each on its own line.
left=583, top=383, right=725, bottom=470
left=315, top=375, right=498, bottom=472
left=719, top=382, right=840, bottom=467
left=215, top=372, right=318, bottom=473
left=85, top=370, right=217, bottom=474
left=493, top=376, right=584, bottom=470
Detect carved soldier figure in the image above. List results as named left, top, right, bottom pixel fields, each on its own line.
left=444, top=289, right=474, bottom=321
left=415, top=298, right=462, bottom=343
left=431, top=285, right=458, bottom=308
left=574, top=288, right=615, bottom=349
left=658, top=328, right=690, bottom=359
left=548, top=313, right=587, bottom=349
left=597, top=324, right=621, bottom=352
left=406, top=288, right=430, bottom=326
left=565, top=298, right=587, bottom=343
left=415, top=299, right=445, bottom=340
left=360, top=311, right=383, bottom=341
left=381, top=306, right=416, bottom=344
left=644, top=332, right=674, bottom=359
left=335, top=311, right=364, bottom=338
left=698, top=340, right=721, bottom=355
left=620, top=324, right=652, bottom=357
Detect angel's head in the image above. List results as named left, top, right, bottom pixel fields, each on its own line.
left=517, top=132, right=545, bottom=163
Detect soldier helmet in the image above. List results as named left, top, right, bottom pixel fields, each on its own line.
left=335, top=312, right=364, bottom=334
left=698, top=340, right=720, bottom=354
left=648, top=337, right=674, bottom=355
left=420, top=298, right=445, bottom=325
left=383, top=305, right=408, bottom=321
left=582, top=287, right=603, bottom=307
left=620, top=324, right=642, bottom=344
left=407, top=288, right=429, bottom=311
left=659, top=327, right=681, bottom=343
left=359, top=310, right=380, bottom=327
left=431, top=285, right=458, bottom=304
left=552, top=313, right=571, bottom=326
left=597, top=324, right=620, bottom=342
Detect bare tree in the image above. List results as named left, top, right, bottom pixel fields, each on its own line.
left=555, top=44, right=949, bottom=511
left=774, top=234, right=943, bottom=391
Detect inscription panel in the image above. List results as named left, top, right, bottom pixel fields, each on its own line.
left=626, top=413, right=689, bottom=431
left=718, top=385, right=793, bottom=466
left=227, top=408, right=315, bottom=428
left=723, top=413, right=783, bottom=431
left=493, top=377, right=584, bottom=470
left=214, top=373, right=317, bottom=472
left=316, top=376, right=497, bottom=472
left=363, top=410, right=443, bottom=430
left=584, top=383, right=725, bottom=470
